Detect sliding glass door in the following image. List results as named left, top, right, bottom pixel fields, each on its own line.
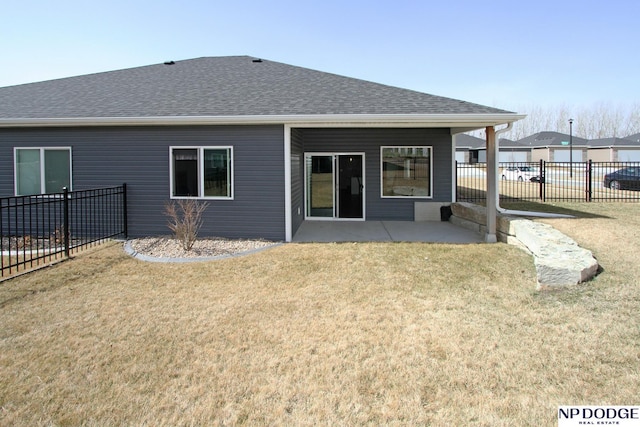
left=305, top=153, right=364, bottom=219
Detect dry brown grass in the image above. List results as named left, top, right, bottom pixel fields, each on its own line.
left=1, top=254, right=65, bottom=280
left=310, top=172, right=333, bottom=208
left=1, top=204, right=639, bottom=426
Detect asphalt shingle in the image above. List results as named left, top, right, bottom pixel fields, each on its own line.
left=589, top=137, right=640, bottom=147
left=0, top=56, right=513, bottom=119
left=516, top=131, right=589, bottom=147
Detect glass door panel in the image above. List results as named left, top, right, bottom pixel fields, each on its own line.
left=337, top=155, right=363, bottom=218
left=306, top=155, right=334, bottom=218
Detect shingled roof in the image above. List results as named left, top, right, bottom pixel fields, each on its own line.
left=589, top=137, right=640, bottom=147
left=625, top=133, right=640, bottom=143
left=455, top=134, right=486, bottom=149
left=0, top=56, right=520, bottom=125
left=516, top=131, right=589, bottom=147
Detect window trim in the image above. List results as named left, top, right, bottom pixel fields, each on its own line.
left=14, top=147, right=73, bottom=196
left=169, top=146, right=234, bottom=200
left=380, top=145, right=433, bottom=199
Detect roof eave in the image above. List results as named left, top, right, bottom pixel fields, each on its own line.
left=0, top=113, right=526, bottom=129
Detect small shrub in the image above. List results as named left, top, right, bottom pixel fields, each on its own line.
left=164, top=199, right=209, bottom=251
left=14, top=235, right=32, bottom=250
left=52, top=226, right=66, bottom=245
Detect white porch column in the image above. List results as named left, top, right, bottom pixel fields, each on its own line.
left=485, top=126, right=497, bottom=243
left=284, top=124, right=292, bottom=242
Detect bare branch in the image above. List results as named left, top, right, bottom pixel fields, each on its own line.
left=164, top=199, right=209, bottom=251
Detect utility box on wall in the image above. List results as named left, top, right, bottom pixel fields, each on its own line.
left=414, top=202, right=449, bottom=221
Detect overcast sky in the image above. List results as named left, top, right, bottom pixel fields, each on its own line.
left=2, top=0, right=638, bottom=114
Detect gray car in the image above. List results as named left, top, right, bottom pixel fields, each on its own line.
left=604, top=166, right=640, bottom=190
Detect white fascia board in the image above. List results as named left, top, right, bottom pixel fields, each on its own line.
left=0, top=113, right=526, bottom=128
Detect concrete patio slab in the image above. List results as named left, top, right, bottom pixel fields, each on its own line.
left=292, top=221, right=484, bottom=243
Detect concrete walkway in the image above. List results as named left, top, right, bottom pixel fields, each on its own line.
left=292, top=221, right=484, bottom=243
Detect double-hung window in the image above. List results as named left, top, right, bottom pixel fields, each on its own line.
left=170, top=147, right=233, bottom=199
left=381, top=146, right=432, bottom=198
left=14, top=147, right=72, bottom=196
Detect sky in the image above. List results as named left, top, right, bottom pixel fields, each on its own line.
left=2, top=0, right=638, bottom=114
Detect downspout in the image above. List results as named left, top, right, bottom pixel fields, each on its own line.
left=493, top=122, right=512, bottom=215
left=493, top=123, right=573, bottom=219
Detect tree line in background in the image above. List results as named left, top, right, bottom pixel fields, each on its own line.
left=471, top=102, right=640, bottom=141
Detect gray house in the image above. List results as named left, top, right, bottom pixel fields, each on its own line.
left=626, top=133, right=640, bottom=143
left=454, top=134, right=485, bottom=163
left=588, top=137, right=640, bottom=161
left=456, top=136, right=534, bottom=164
left=496, top=139, right=535, bottom=163
left=0, top=56, right=522, bottom=242
left=516, top=132, right=589, bottom=162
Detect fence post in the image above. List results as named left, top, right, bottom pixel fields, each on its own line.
left=63, top=187, right=70, bottom=257
left=586, top=160, right=592, bottom=202
left=122, top=183, right=128, bottom=239
left=0, top=199, right=4, bottom=273
left=454, top=161, right=458, bottom=202
left=539, top=159, right=545, bottom=202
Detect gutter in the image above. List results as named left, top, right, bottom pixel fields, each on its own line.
left=0, top=113, right=526, bottom=128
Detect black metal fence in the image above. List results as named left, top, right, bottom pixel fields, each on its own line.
left=457, top=161, right=640, bottom=203
left=1, top=185, right=127, bottom=278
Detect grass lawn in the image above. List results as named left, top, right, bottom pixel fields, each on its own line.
left=1, top=202, right=639, bottom=426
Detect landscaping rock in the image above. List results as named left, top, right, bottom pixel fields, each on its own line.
left=449, top=202, right=599, bottom=290
left=450, top=202, right=485, bottom=227
left=511, top=220, right=599, bottom=290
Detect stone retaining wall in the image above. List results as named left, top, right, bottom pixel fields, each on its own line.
left=448, top=202, right=599, bottom=290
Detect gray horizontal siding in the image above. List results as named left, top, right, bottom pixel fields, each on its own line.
left=0, top=125, right=286, bottom=240
left=290, top=129, right=305, bottom=234
left=296, top=128, right=453, bottom=221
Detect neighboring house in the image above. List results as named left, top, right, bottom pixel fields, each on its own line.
left=512, top=132, right=640, bottom=162
left=497, top=138, right=534, bottom=163
left=454, top=134, right=485, bottom=163
left=588, top=137, right=640, bottom=162
left=458, top=130, right=640, bottom=170
left=0, top=56, right=522, bottom=242
left=516, top=131, right=589, bottom=162
left=626, top=133, right=640, bottom=143
left=456, top=135, right=534, bottom=164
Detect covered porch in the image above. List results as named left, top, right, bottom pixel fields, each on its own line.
left=284, top=115, right=526, bottom=243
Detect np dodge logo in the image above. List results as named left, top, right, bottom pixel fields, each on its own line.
left=558, top=406, right=640, bottom=426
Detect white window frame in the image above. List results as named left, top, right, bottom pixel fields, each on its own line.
left=380, top=146, right=433, bottom=199
left=169, top=146, right=234, bottom=200
left=14, top=147, right=73, bottom=196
